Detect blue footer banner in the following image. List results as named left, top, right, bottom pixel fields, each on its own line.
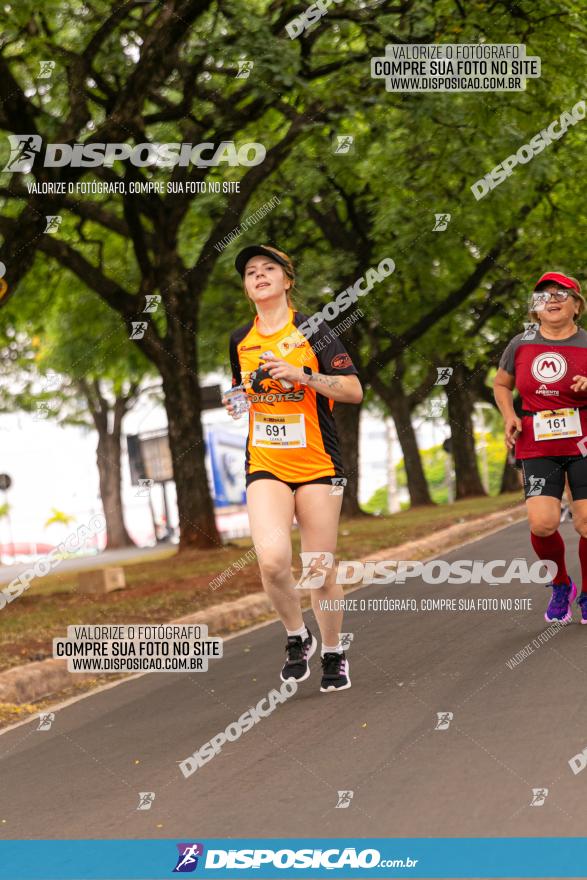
left=0, top=838, right=586, bottom=879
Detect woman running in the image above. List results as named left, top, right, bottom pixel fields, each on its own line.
left=223, top=244, right=363, bottom=691
left=494, top=271, right=587, bottom=623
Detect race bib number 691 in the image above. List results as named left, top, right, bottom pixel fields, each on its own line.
left=252, top=413, right=306, bottom=448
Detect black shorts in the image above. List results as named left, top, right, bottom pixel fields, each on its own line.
left=520, top=455, right=587, bottom=501
left=246, top=470, right=346, bottom=493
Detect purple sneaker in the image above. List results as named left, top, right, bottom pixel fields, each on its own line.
left=320, top=652, right=351, bottom=692
left=577, top=593, right=587, bottom=625
left=280, top=630, right=317, bottom=682
left=545, top=579, right=577, bottom=623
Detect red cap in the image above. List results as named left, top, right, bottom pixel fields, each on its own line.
left=534, top=271, right=580, bottom=292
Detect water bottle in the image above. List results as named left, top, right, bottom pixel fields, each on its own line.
left=262, top=350, right=293, bottom=390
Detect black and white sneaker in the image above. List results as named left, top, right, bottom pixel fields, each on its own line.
left=280, top=630, right=317, bottom=683
left=320, top=651, right=351, bottom=692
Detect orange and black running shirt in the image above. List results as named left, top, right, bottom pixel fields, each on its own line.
left=229, top=309, right=358, bottom=483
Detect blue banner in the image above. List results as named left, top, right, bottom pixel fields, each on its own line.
left=1, top=838, right=587, bottom=879
left=206, top=428, right=246, bottom=507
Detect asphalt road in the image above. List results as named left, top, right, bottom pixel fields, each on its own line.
left=1, top=518, right=587, bottom=842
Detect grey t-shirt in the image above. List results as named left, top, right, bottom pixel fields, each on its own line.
left=499, top=326, right=587, bottom=374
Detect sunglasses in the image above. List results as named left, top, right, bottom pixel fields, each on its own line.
left=530, top=289, right=578, bottom=308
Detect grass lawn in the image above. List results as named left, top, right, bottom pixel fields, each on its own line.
left=0, top=492, right=523, bottom=677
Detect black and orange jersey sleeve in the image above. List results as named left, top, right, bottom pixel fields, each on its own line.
left=229, top=321, right=253, bottom=387
left=293, top=313, right=359, bottom=376
left=229, top=334, right=241, bottom=387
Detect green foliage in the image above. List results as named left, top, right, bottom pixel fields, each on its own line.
left=0, top=254, right=154, bottom=425
left=365, top=432, right=511, bottom=512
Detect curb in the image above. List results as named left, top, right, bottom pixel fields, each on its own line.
left=0, top=593, right=276, bottom=705
left=0, top=504, right=526, bottom=705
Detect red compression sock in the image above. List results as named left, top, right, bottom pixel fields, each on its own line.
left=530, top=531, right=569, bottom=586
left=579, top=537, right=587, bottom=595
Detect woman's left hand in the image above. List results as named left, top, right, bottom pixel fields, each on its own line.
left=261, top=352, right=302, bottom=385
left=571, top=374, right=587, bottom=392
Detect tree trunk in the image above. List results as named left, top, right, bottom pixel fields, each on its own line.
left=388, top=384, right=434, bottom=507
left=79, top=381, right=136, bottom=550
left=500, top=453, right=522, bottom=493
left=160, top=348, right=220, bottom=551
left=446, top=364, right=487, bottom=499
left=333, top=401, right=365, bottom=517
left=369, top=368, right=434, bottom=508
left=96, top=429, right=135, bottom=549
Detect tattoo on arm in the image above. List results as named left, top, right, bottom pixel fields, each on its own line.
left=310, top=373, right=342, bottom=391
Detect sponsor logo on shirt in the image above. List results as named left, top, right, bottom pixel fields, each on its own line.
left=249, top=391, right=305, bottom=403
left=531, top=352, right=567, bottom=384
left=536, top=383, right=560, bottom=397
left=331, top=353, right=353, bottom=370
left=280, top=340, right=306, bottom=350
left=248, top=368, right=289, bottom=396
left=242, top=367, right=305, bottom=404
left=240, top=344, right=262, bottom=352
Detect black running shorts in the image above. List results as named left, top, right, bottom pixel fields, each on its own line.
left=520, top=455, right=587, bottom=501
left=246, top=470, right=345, bottom=493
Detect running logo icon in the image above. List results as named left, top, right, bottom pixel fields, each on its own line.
left=333, top=135, right=354, bottom=154
left=137, top=792, right=155, bottom=810
left=41, top=371, right=62, bottom=392
left=297, top=552, right=334, bottom=589
left=236, top=60, right=254, bottom=78
left=435, top=367, right=453, bottom=385
left=435, top=711, right=453, bottom=730
left=44, top=215, right=62, bottom=233
left=527, top=476, right=546, bottom=497
left=3, top=135, right=42, bottom=172
left=432, top=213, right=451, bottom=231
left=335, top=790, right=354, bottom=808
left=329, top=477, right=347, bottom=496
left=37, top=60, right=56, bottom=78
left=33, top=401, right=54, bottom=421
left=36, top=712, right=55, bottom=731
left=173, top=843, right=204, bottom=872
left=530, top=788, right=548, bottom=807
left=143, top=294, right=161, bottom=313
left=130, top=321, right=148, bottom=340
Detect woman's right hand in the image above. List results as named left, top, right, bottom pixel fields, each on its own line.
left=505, top=414, right=522, bottom=449
left=221, top=395, right=240, bottom=420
